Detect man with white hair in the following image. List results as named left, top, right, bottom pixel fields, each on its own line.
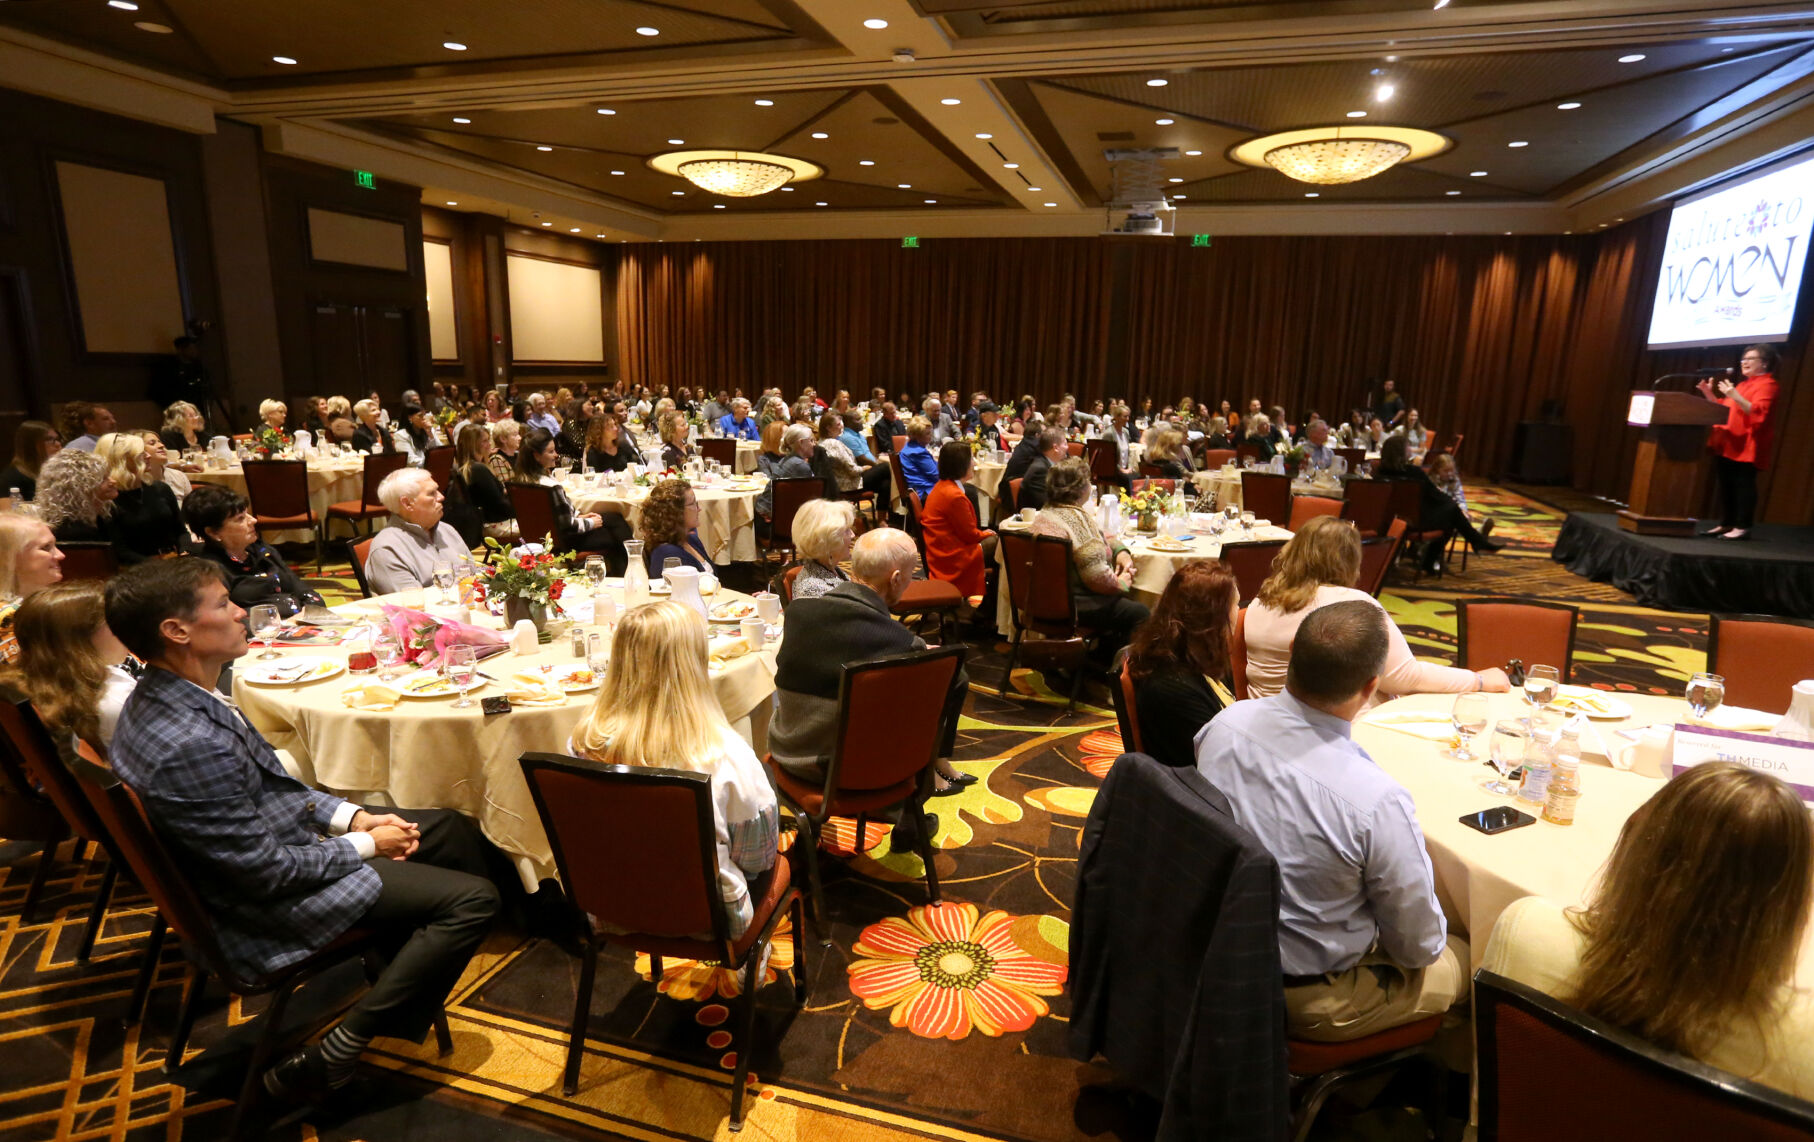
left=717, top=397, right=758, bottom=441
left=922, top=396, right=957, bottom=446
left=363, top=468, right=475, bottom=595
left=1303, top=420, right=1335, bottom=470
left=524, top=392, right=561, bottom=438
left=769, top=528, right=969, bottom=852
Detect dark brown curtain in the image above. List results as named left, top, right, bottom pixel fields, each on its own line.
left=613, top=226, right=1809, bottom=525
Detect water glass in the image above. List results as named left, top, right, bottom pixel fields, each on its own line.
left=585, top=555, right=608, bottom=591
left=431, top=561, right=456, bottom=605
left=447, top=645, right=478, bottom=709
left=373, top=628, right=405, bottom=681
left=662, top=556, right=681, bottom=577
left=1523, top=664, right=1560, bottom=711
left=249, top=604, right=283, bottom=660
left=1448, top=692, right=1490, bottom=761
left=1686, top=672, right=1725, bottom=719
left=586, top=632, right=609, bottom=674
left=1239, top=510, right=1255, bottom=537
left=1483, top=721, right=1525, bottom=796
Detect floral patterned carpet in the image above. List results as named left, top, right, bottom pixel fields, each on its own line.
left=0, top=481, right=1711, bottom=1141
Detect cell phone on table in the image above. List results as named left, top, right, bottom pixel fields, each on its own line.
left=1459, top=806, right=1536, bottom=835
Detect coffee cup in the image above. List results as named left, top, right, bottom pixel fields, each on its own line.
left=1611, top=724, right=1673, bottom=778
left=754, top=592, right=781, bottom=624
left=1020, top=507, right=1038, bottom=523
left=740, top=616, right=766, bottom=649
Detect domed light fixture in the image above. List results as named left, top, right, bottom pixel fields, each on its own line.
left=649, top=149, right=823, bottom=197
left=1230, top=125, right=1450, bottom=185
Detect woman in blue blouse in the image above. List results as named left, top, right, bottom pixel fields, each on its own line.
left=641, top=478, right=713, bottom=574
left=898, top=416, right=939, bottom=500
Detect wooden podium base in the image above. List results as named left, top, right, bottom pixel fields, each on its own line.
left=1616, top=509, right=1698, bottom=537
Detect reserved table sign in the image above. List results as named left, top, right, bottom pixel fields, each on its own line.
left=1673, top=724, right=1814, bottom=802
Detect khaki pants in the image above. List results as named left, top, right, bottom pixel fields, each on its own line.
left=1284, top=935, right=1469, bottom=1042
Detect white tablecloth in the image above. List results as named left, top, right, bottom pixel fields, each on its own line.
left=570, top=475, right=765, bottom=565
left=190, top=455, right=373, bottom=545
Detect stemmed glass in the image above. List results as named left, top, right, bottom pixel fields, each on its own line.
left=1482, top=720, right=1525, bottom=796
left=373, top=627, right=406, bottom=682
left=662, top=556, right=681, bottom=583
left=431, top=561, right=456, bottom=605
left=248, top=604, right=283, bottom=660
left=447, top=645, right=478, bottom=709
left=1686, top=672, right=1726, bottom=719
left=585, top=555, right=608, bottom=592
left=1523, top=664, right=1560, bottom=715
left=1239, top=510, right=1256, bottom=538
left=1448, top=692, right=1490, bottom=761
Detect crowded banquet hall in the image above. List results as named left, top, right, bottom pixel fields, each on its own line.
left=5, top=1, right=1814, bottom=1140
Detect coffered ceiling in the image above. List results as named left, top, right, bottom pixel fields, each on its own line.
left=3, top=0, right=1814, bottom=240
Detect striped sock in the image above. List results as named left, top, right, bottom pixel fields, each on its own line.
left=318, top=1023, right=372, bottom=1088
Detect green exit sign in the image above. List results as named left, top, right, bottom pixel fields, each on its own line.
left=1190, top=233, right=1211, bottom=247
left=354, top=170, right=377, bottom=190
left=901, top=236, right=919, bottom=248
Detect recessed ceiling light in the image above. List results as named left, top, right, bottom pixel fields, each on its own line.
left=1504, top=231, right=1512, bottom=235
left=570, top=227, right=581, bottom=232
left=133, top=21, right=173, bottom=33
left=1445, top=190, right=1461, bottom=196
left=1470, top=170, right=1488, bottom=177
left=610, top=170, right=624, bottom=176
left=1376, top=83, right=1395, bottom=101
left=1385, top=54, right=1398, bottom=62
left=668, top=138, right=684, bottom=145
left=713, top=204, right=725, bottom=209
left=897, top=183, right=911, bottom=188
left=754, top=99, right=774, bottom=107
left=1305, top=192, right=1320, bottom=198
left=272, top=55, right=297, bottom=65
left=974, top=133, right=992, bottom=140
left=1508, top=140, right=1529, bottom=148
left=815, top=201, right=827, bottom=206
left=811, top=132, right=828, bottom=139
left=1146, top=79, right=1169, bottom=87
left=1004, top=163, right=1019, bottom=169
left=1347, top=111, right=1368, bottom=118
left=780, top=186, right=794, bottom=191
left=445, top=200, right=458, bottom=206
left=1432, top=0, right=1449, bottom=8
left=672, top=190, right=685, bottom=196
left=636, top=26, right=659, bottom=36
left=1155, top=118, right=1174, bottom=125
left=1044, top=202, right=1057, bottom=207
left=924, top=198, right=937, bottom=204
left=541, top=221, right=552, bottom=227
left=596, top=234, right=605, bottom=238
left=451, top=117, right=471, bottom=124
left=1557, top=101, right=1581, bottom=110
left=1185, top=149, right=1202, bottom=156
left=859, top=159, right=874, bottom=166
left=863, top=18, right=889, bottom=29
left=107, top=0, right=138, bottom=9
left=596, top=108, right=615, bottom=115
left=536, top=145, right=553, bottom=151
left=1173, top=194, right=1186, bottom=199
left=1619, top=53, right=1645, bottom=62
left=1027, top=186, right=1041, bottom=191
left=442, top=41, right=467, bottom=51
left=1168, top=177, right=1183, bottom=183
left=940, top=98, right=962, bottom=105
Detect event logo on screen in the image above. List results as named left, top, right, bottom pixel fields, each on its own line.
left=1647, top=152, right=1814, bottom=349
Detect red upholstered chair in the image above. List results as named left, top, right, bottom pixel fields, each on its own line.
left=1138, top=463, right=1165, bottom=479
left=1240, top=472, right=1291, bottom=526
left=1356, top=519, right=1406, bottom=598
left=1445, top=432, right=1465, bottom=462
left=1236, top=443, right=1264, bottom=465
left=698, top=437, right=736, bottom=467
left=0, top=698, right=111, bottom=949
left=1340, top=478, right=1395, bottom=538
left=1112, top=653, right=1143, bottom=754
left=518, top=753, right=804, bottom=1126
left=69, top=743, right=450, bottom=1142
left=1067, top=441, right=1085, bottom=458
left=1475, top=969, right=1814, bottom=1142
left=241, top=459, right=321, bottom=570
left=999, top=531, right=1095, bottom=711
left=891, top=434, right=907, bottom=454
left=423, top=445, right=455, bottom=492
left=778, top=563, right=803, bottom=604
left=1007, top=477, right=1024, bottom=515
left=762, top=646, right=966, bottom=923
left=1201, top=448, right=1236, bottom=469
left=55, top=541, right=118, bottom=583
left=891, top=481, right=965, bottom=641
left=1230, top=606, right=1249, bottom=700
left=326, top=451, right=406, bottom=543
left=1457, top=598, right=1579, bottom=680
left=348, top=535, right=377, bottom=598
left=1707, top=614, right=1814, bottom=714
left=1223, top=539, right=1287, bottom=607
left=1290, top=1016, right=1446, bottom=1142
left=1288, top=495, right=1343, bottom=532
left=507, top=482, right=572, bottom=554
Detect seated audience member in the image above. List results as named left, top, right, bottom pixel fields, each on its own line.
left=658, top=409, right=693, bottom=471
left=557, top=400, right=591, bottom=461
left=1396, top=409, right=1428, bottom=451
left=511, top=428, right=631, bottom=571
left=1302, top=420, right=1335, bottom=470
left=449, top=425, right=517, bottom=542
left=583, top=410, right=632, bottom=474
left=769, top=529, right=972, bottom=844
left=1200, top=415, right=1232, bottom=451
left=299, top=396, right=329, bottom=436
left=816, top=412, right=865, bottom=494
left=0, top=514, right=65, bottom=664
left=94, top=433, right=187, bottom=562
left=258, top=399, right=288, bottom=433
left=1242, top=414, right=1279, bottom=462
left=159, top=401, right=205, bottom=454
left=525, top=392, right=562, bottom=437
left=325, top=395, right=353, bottom=426
left=351, top=399, right=398, bottom=455
left=400, top=405, right=434, bottom=465
left=1199, top=600, right=1463, bottom=1041
left=1267, top=406, right=1291, bottom=449
left=1429, top=452, right=1468, bottom=514
left=64, top=402, right=116, bottom=453
left=103, top=558, right=504, bottom=1103
left=921, top=440, right=995, bottom=604
left=1144, top=428, right=1191, bottom=479
left=38, top=449, right=120, bottom=549
left=138, top=432, right=192, bottom=500
left=1481, top=762, right=1814, bottom=1098
left=973, top=402, right=1005, bottom=451
left=1031, top=458, right=1149, bottom=663
left=1002, top=423, right=1045, bottom=483
left=921, top=398, right=957, bottom=447
left=364, top=469, right=477, bottom=595
left=1, top=420, right=61, bottom=501
left=1124, top=561, right=1237, bottom=768
left=3, top=582, right=137, bottom=748
left=755, top=422, right=813, bottom=521
left=871, top=403, right=908, bottom=453
left=717, top=397, right=760, bottom=441
left=701, top=389, right=730, bottom=425
left=185, top=484, right=323, bottom=618
left=1375, top=436, right=1503, bottom=571
left=788, top=498, right=855, bottom=602
left=488, top=418, right=522, bottom=482
left=1244, top=516, right=1507, bottom=700
left=567, top=600, right=778, bottom=935
left=840, top=411, right=893, bottom=499
left=641, top=479, right=713, bottom=574
left=1364, top=417, right=1389, bottom=450
left=897, top=417, right=940, bottom=501
left=1016, top=427, right=1068, bottom=512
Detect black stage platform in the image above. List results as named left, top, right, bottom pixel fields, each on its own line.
left=1553, top=512, right=1814, bottom=618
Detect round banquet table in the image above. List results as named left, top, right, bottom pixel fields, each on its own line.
left=735, top=439, right=760, bottom=474
left=1186, top=466, right=1349, bottom=511
left=1353, top=690, right=1814, bottom=984
left=232, top=590, right=780, bottom=887
left=967, top=460, right=1007, bottom=524
left=569, top=474, right=765, bottom=565
left=189, top=454, right=373, bottom=545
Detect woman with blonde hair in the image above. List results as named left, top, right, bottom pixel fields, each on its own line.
left=788, top=498, right=854, bottom=601
left=137, top=431, right=191, bottom=500
left=0, top=513, right=64, bottom=664
left=257, top=399, right=288, bottom=432
left=567, top=601, right=778, bottom=936
left=324, top=395, right=352, bottom=422
left=658, top=408, right=692, bottom=471
left=93, top=433, right=186, bottom=563
left=1483, top=762, right=1814, bottom=1097
left=640, top=478, right=712, bottom=573
left=37, top=448, right=119, bottom=549
left=488, top=418, right=523, bottom=482
left=159, top=401, right=205, bottom=453
left=351, top=398, right=396, bottom=454
left=1144, top=428, right=1190, bottom=478
left=450, top=422, right=517, bottom=541
left=2, top=581, right=137, bottom=748
left=1242, top=515, right=1508, bottom=700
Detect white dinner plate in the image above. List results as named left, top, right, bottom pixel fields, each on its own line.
left=242, top=659, right=345, bottom=686
left=1550, top=685, right=1634, bottom=720
left=397, top=671, right=484, bottom=699
left=709, top=599, right=759, bottom=623
left=545, top=665, right=602, bottom=692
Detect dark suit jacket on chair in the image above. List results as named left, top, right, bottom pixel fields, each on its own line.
left=1070, top=752, right=1289, bottom=1142
left=1019, top=455, right=1053, bottom=511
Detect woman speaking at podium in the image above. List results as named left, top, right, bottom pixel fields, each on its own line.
left=1696, top=344, right=1779, bottom=540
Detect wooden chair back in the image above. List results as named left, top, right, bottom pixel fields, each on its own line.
left=1223, top=540, right=1287, bottom=607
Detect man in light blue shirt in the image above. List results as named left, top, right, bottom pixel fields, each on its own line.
left=1303, top=419, right=1335, bottom=470
left=1195, top=600, right=1464, bottom=1041
left=717, top=397, right=759, bottom=441
left=525, top=392, right=561, bottom=438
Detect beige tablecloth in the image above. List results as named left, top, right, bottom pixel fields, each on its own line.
left=570, top=476, right=765, bottom=565
left=233, top=590, right=779, bottom=887
left=967, top=461, right=1007, bottom=524
left=1187, top=467, right=1347, bottom=512
left=190, top=455, right=373, bottom=545
left=735, top=440, right=760, bottom=474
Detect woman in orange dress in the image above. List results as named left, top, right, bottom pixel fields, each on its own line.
left=920, top=440, right=996, bottom=602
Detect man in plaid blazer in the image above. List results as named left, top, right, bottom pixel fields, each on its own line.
left=106, top=558, right=502, bottom=1105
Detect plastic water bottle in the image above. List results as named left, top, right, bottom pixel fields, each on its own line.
left=1517, top=726, right=1556, bottom=807
left=8, top=487, right=22, bottom=510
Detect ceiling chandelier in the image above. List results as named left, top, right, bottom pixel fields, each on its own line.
left=1229, top=126, right=1451, bottom=186
left=648, top=149, right=823, bottom=198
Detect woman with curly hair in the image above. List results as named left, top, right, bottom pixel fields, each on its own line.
left=584, top=409, right=632, bottom=473
left=37, top=448, right=119, bottom=548
left=640, top=478, right=712, bottom=574
left=1124, top=561, right=1237, bottom=768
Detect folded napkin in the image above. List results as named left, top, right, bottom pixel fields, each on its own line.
left=1360, top=710, right=1457, bottom=743
left=1685, top=705, right=1778, bottom=733
left=709, top=637, right=752, bottom=669
left=341, top=683, right=400, bottom=711
left=504, top=672, right=566, bottom=706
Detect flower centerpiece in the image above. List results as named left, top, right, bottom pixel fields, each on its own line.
left=472, top=536, right=572, bottom=630
left=433, top=405, right=461, bottom=440
left=1283, top=445, right=1308, bottom=476
left=252, top=424, right=291, bottom=458
left=1121, top=483, right=1174, bottom=534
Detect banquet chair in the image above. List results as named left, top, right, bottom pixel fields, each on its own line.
left=1236, top=443, right=1264, bottom=465
left=1201, top=448, right=1236, bottom=469
left=518, top=753, right=805, bottom=1128
left=762, top=477, right=824, bottom=566
left=891, top=434, right=907, bottom=454
left=1230, top=607, right=1249, bottom=700
left=885, top=451, right=913, bottom=528
left=325, top=451, right=406, bottom=544
left=1474, top=969, right=1814, bottom=1142
left=1223, top=539, right=1287, bottom=607
left=1287, top=495, right=1342, bottom=532
left=241, top=459, right=322, bottom=571
left=1067, top=441, right=1085, bottom=458
left=349, top=536, right=377, bottom=598
left=1240, top=472, right=1291, bottom=527
left=56, top=540, right=118, bottom=583
left=1129, top=478, right=1176, bottom=495
left=699, top=437, right=736, bottom=467
left=1356, top=520, right=1406, bottom=598
left=1456, top=599, right=1578, bottom=680
left=423, top=445, right=455, bottom=492
left=1340, top=479, right=1395, bottom=538
left=1445, top=433, right=1465, bottom=462
left=1289, top=1015, right=1446, bottom=1142
left=68, top=744, right=451, bottom=1142
left=775, top=563, right=804, bottom=604
left=762, top=646, right=965, bottom=928
left=1334, top=447, right=1367, bottom=472
left=999, top=531, right=1095, bottom=711
left=1111, top=652, right=1143, bottom=755
left=1707, top=614, right=1814, bottom=714
left=890, top=481, right=965, bottom=642
left=1086, top=439, right=1121, bottom=485
left=507, top=482, right=571, bottom=553
left=1007, top=477, right=1024, bottom=516
left=1384, top=481, right=1447, bottom=579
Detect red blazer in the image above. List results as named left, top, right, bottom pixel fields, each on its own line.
left=921, top=479, right=987, bottom=598
left=1711, top=374, right=1778, bottom=467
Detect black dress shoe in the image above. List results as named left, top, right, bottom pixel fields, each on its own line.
left=1474, top=535, right=1507, bottom=553
left=1479, top=518, right=1496, bottom=538
left=263, top=1045, right=332, bottom=1106
left=889, top=813, right=939, bottom=854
